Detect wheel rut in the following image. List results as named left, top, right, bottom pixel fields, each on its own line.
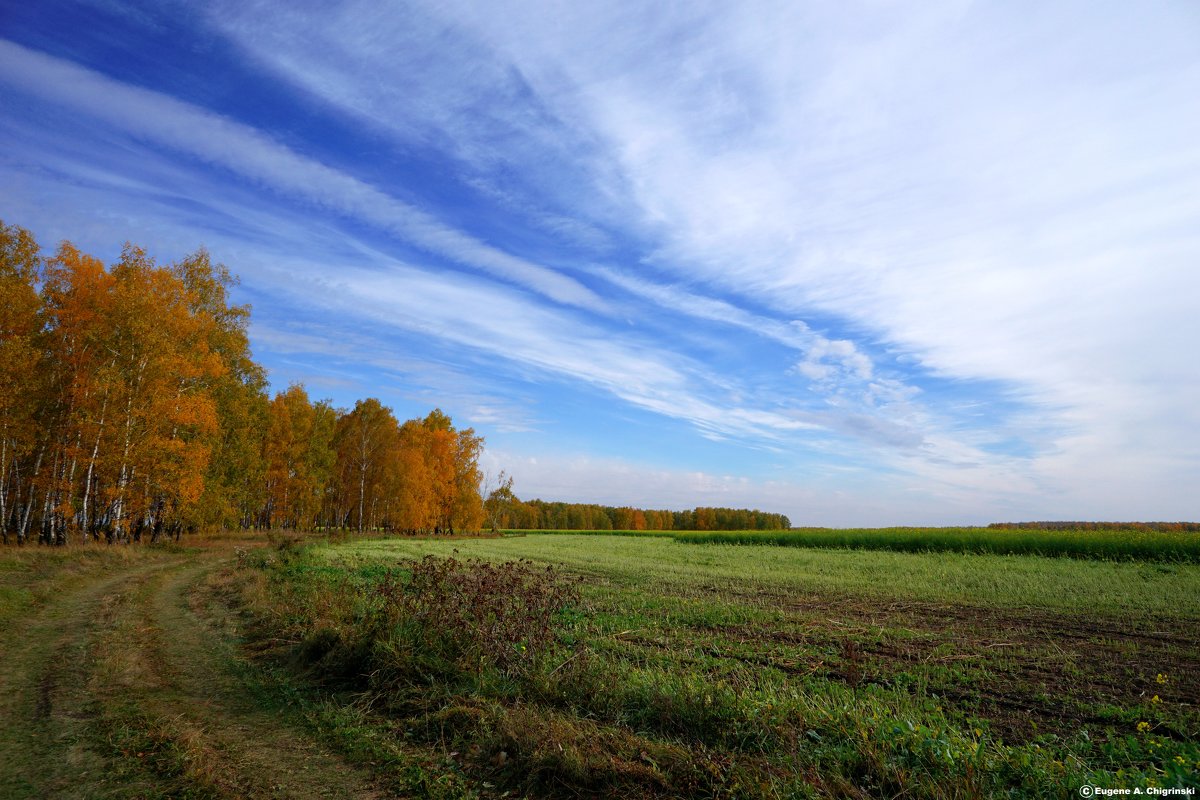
left=0, top=557, right=183, bottom=798
left=0, top=552, right=392, bottom=799
left=134, top=561, right=386, bottom=798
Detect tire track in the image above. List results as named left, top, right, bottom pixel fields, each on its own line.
left=0, top=552, right=389, bottom=799
left=128, top=560, right=385, bottom=799
left=0, top=556, right=183, bottom=798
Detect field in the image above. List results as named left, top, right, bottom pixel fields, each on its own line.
left=519, top=526, right=1200, bottom=561
left=2, top=530, right=1198, bottom=798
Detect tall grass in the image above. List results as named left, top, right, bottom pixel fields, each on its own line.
left=674, top=526, right=1200, bottom=562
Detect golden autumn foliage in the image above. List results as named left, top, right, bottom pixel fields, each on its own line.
left=5, top=234, right=227, bottom=543
left=321, top=402, right=483, bottom=534
left=0, top=223, right=486, bottom=543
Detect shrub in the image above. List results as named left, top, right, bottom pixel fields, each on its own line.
left=370, top=555, right=581, bottom=687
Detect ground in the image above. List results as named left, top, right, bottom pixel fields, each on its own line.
left=1, top=532, right=1197, bottom=798
left=0, top=536, right=393, bottom=799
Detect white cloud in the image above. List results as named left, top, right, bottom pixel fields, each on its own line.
left=482, top=448, right=1012, bottom=527
left=794, top=334, right=872, bottom=384
left=592, top=268, right=896, bottom=405
left=177, top=3, right=1047, bottom=481
left=0, top=39, right=604, bottom=311
left=262, top=255, right=824, bottom=443
left=425, top=0, right=1200, bottom=517
left=207, top=0, right=630, bottom=235
left=6, top=3, right=1198, bottom=521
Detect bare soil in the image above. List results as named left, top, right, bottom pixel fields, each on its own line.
left=629, top=589, right=1200, bottom=745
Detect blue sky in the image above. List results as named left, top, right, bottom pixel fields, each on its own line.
left=2, top=0, right=1198, bottom=525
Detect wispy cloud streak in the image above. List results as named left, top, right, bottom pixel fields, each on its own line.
left=0, top=39, right=603, bottom=310
left=4, top=1, right=1197, bottom=522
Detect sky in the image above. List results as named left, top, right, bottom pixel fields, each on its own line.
left=1, top=1, right=1198, bottom=526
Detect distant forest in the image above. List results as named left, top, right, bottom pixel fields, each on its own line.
left=1, top=222, right=791, bottom=545
left=484, top=489, right=790, bottom=531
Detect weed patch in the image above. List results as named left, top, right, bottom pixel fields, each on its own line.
left=371, top=555, right=581, bottom=687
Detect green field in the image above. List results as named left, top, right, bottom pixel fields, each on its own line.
left=4, top=531, right=1198, bottom=798
left=230, top=532, right=1199, bottom=797
left=674, top=526, right=1200, bottom=562
left=512, top=526, right=1200, bottom=562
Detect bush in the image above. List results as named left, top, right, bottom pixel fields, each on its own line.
left=370, top=555, right=581, bottom=687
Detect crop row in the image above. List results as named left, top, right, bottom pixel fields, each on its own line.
left=668, top=526, right=1200, bottom=561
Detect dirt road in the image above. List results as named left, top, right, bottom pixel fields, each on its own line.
left=0, top=547, right=388, bottom=799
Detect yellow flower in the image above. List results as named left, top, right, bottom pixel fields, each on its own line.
left=1156, top=673, right=1168, bottom=685
left=1137, top=721, right=1151, bottom=733
left=1151, top=695, right=1161, bottom=704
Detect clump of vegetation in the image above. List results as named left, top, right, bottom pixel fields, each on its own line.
left=990, top=521, right=1200, bottom=532
left=241, top=545, right=582, bottom=694
left=370, top=554, right=581, bottom=686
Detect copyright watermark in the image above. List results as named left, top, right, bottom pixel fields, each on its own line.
left=1080, top=788, right=1195, bottom=797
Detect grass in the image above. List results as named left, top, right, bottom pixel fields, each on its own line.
left=376, top=534, right=1199, bottom=615
left=0, top=542, right=174, bottom=618
left=5, top=530, right=1198, bottom=797
left=0, top=535, right=478, bottom=800
left=227, top=533, right=1200, bottom=798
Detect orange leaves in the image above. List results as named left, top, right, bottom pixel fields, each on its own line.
left=1, top=219, right=490, bottom=543
left=261, top=385, right=337, bottom=530
left=320, top=402, right=485, bottom=533
left=0, top=223, right=253, bottom=543
left=0, top=222, right=43, bottom=438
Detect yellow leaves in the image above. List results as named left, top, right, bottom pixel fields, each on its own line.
left=261, top=385, right=337, bottom=529
left=173, top=394, right=219, bottom=435
left=3, top=221, right=495, bottom=540
left=1, top=225, right=262, bottom=541
left=320, top=405, right=487, bottom=533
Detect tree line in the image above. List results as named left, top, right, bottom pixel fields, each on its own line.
left=483, top=483, right=790, bottom=531
left=0, top=222, right=483, bottom=544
